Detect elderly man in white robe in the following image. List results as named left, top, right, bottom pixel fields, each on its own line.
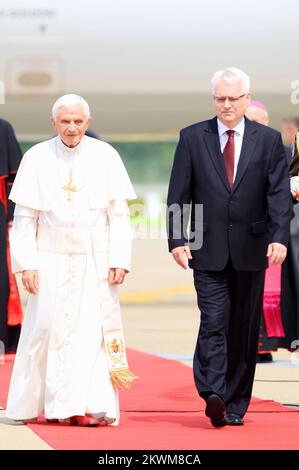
left=6, top=94, right=136, bottom=427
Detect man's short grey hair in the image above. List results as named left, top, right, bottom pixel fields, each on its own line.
left=52, top=94, right=91, bottom=119
left=211, top=67, right=250, bottom=95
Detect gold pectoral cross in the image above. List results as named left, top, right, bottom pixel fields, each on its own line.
left=63, top=169, right=80, bottom=201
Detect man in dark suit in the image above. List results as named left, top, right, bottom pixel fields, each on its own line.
left=167, top=68, right=292, bottom=427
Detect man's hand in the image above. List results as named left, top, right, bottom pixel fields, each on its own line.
left=171, top=246, right=192, bottom=269
left=109, top=268, right=127, bottom=285
left=290, top=176, right=299, bottom=200
left=22, top=270, right=39, bottom=294
left=267, top=243, right=287, bottom=265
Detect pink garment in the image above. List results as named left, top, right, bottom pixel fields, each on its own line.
left=263, top=264, right=285, bottom=337
left=250, top=100, right=268, bottom=112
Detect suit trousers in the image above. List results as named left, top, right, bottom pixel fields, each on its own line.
left=193, top=259, right=265, bottom=417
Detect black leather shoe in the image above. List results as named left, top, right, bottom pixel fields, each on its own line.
left=256, top=353, right=273, bottom=363
left=205, top=394, right=226, bottom=427
left=225, top=413, right=244, bottom=425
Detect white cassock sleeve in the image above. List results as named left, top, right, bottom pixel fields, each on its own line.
left=9, top=205, right=39, bottom=273
left=107, top=199, right=132, bottom=272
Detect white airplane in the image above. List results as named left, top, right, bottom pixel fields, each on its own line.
left=0, top=0, right=298, bottom=139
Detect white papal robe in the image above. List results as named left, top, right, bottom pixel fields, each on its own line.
left=6, top=136, right=136, bottom=423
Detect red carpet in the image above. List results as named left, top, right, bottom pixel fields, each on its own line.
left=1, top=350, right=298, bottom=449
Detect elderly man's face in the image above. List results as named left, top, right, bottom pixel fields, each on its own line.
left=214, top=79, right=251, bottom=128
left=52, top=105, right=91, bottom=148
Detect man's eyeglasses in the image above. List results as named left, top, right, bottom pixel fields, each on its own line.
left=213, top=93, right=247, bottom=104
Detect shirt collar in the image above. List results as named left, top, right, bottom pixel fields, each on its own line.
left=217, top=118, right=245, bottom=137
left=56, top=135, right=86, bottom=156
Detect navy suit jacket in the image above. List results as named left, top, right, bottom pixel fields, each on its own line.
left=167, top=117, right=292, bottom=271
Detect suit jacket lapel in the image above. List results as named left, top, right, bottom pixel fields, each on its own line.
left=203, top=117, right=231, bottom=192
left=232, top=118, right=257, bottom=193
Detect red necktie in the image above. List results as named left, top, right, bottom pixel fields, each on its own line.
left=223, top=130, right=235, bottom=189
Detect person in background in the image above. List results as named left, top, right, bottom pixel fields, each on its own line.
left=246, top=101, right=283, bottom=363
left=0, top=118, right=23, bottom=353
left=247, top=104, right=299, bottom=361
left=281, top=117, right=299, bottom=163
left=85, top=129, right=99, bottom=139
left=280, top=134, right=299, bottom=352
left=245, top=100, right=269, bottom=126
